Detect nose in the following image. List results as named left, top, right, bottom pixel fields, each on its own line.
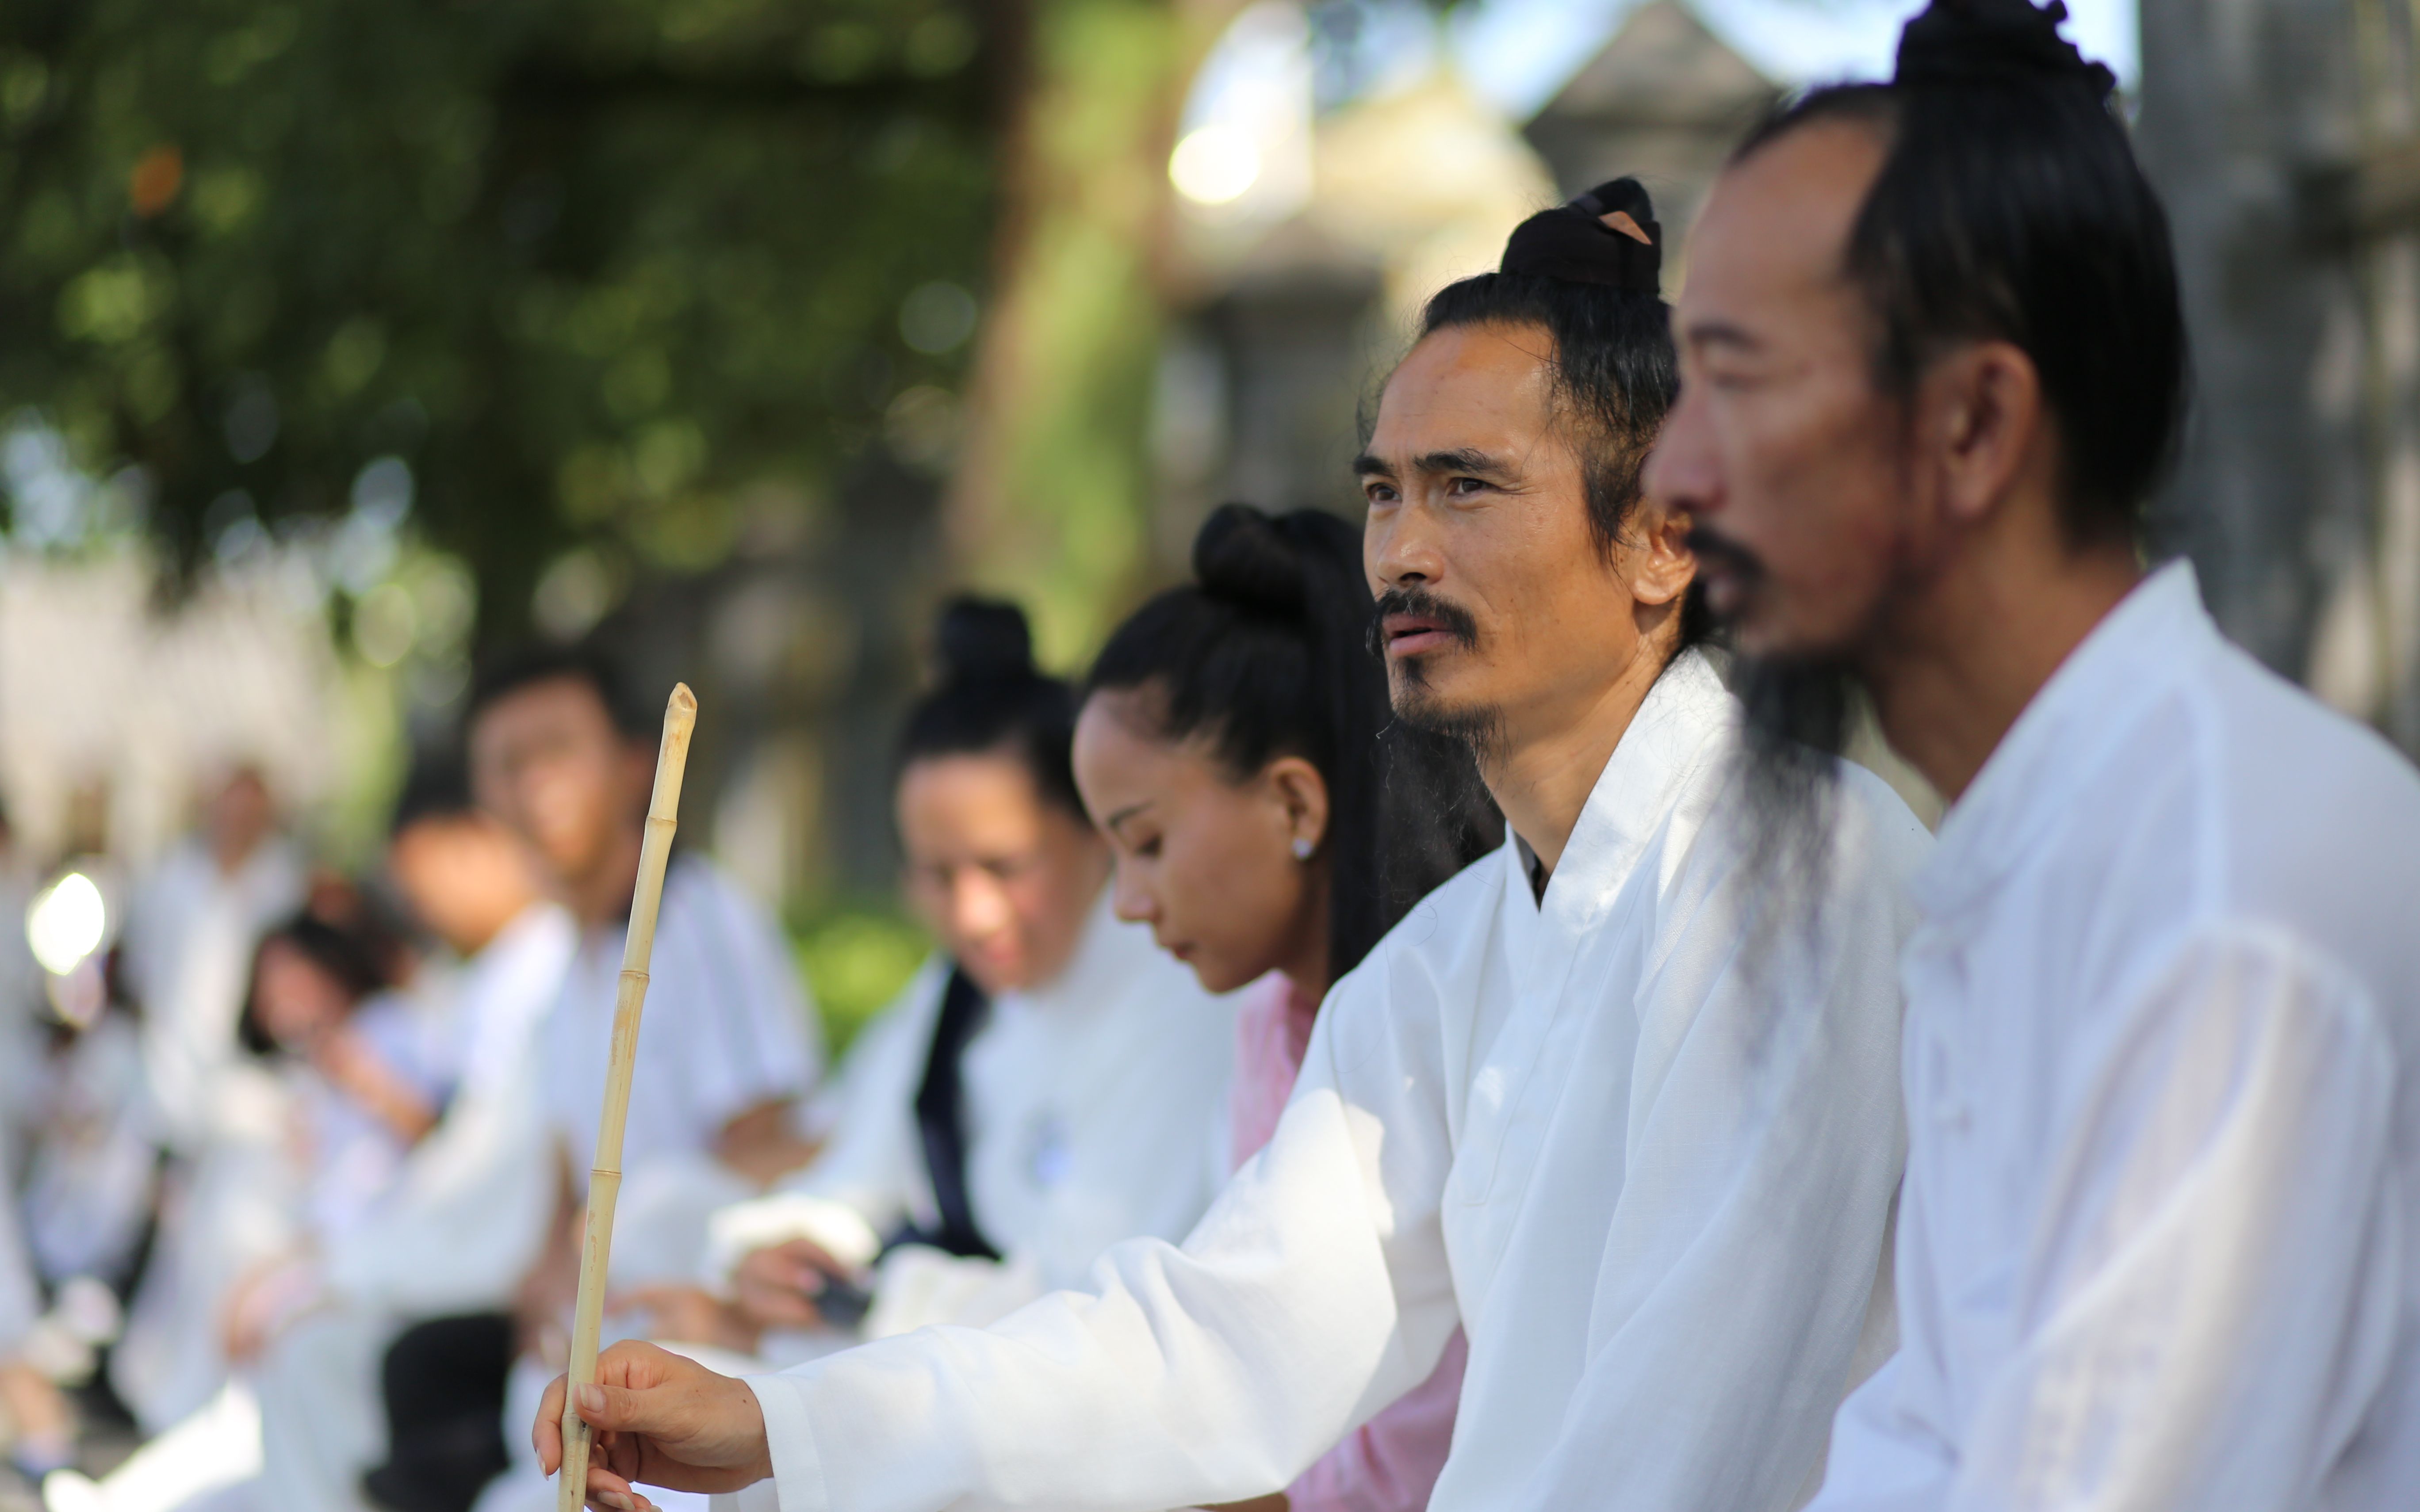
left=1366, top=497, right=1443, bottom=593
left=948, top=870, right=1014, bottom=943
left=1107, top=857, right=1155, bottom=926
left=1643, top=383, right=1721, bottom=519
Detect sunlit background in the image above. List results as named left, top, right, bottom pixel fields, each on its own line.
left=0, top=0, right=2413, bottom=1043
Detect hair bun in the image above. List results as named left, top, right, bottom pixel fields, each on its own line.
left=1193, top=503, right=1313, bottom=617
left=1895, top=0, right=2117, bottom=102
left=933, top=596, right=1038, bottom=684
left=1499, top=177, right=1662, bottom=294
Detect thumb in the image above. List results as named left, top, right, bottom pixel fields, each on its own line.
left=570, top=1379, right=659, bottom=1432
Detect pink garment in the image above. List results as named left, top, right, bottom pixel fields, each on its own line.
left=1230, top=974, right=1467, bottom=1512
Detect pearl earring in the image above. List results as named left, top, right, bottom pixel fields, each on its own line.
left=1291, top=836, right=1314, bottom=860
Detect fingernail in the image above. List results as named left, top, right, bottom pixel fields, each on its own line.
left=575, top=1383, right=606, bottom=1415
left=601, top=1495, right=634, bottom=1512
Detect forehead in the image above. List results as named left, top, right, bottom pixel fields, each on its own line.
left=1681, top=120, right=1888, bottom=335
left=1371, top=324, right=1558, bottom=453
left=471, top=676, right=614, bottom=747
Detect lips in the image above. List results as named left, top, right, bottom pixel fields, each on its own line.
left=1382, top=613, right=1457, bottom=658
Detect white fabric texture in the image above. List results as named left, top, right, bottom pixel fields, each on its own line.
left=542, top=855, right=822, bottom=1200
left=732, top=651, right=1930, bottom=1512
left=1809, top=562, right=2420, bottom=1512
left=705, top=894, right=1238, bottom=1325
left=120, top=837, right=304, bottom=1152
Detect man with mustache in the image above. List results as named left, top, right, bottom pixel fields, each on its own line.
left=1650, top=0, right=2420, bottom=1505
left=532, top=181, right=1930, bottom=1512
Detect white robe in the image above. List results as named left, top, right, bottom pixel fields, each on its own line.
left=703, top=893, right=1238, bottom=1341
left=728, top=651, right=1930, bottom=1512
left=543, top=856, right=822, bottom=1288
left=1810, top=562, right=2420, bottom=1511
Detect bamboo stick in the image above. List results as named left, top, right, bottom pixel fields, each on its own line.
left=558, top=683, right=697, bottom=1512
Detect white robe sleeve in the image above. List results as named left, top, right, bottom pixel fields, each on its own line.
left=1818, top=924, right=2402, bottom=1512
left=742, top=941, right=1459, bottom=1512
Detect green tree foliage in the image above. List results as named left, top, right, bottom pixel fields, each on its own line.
left=0, top=0, right=999, bottom=635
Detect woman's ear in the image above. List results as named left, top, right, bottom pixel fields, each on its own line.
left=1629, top=502, right=1696, bottom=608
left=1263, top=756, right=1331, bottom=857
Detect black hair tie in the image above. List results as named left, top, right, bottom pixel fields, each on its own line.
left=1498, top=176, right=1662, bottom=296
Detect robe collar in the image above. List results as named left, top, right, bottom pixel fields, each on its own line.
left=1499, top=648, right=1736, bottom=955
left=1912, top=559, right=2210, bottom=924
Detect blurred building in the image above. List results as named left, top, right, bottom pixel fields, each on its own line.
left=1155, top=4, right=1773, bottom=565
left=0, top=550, right=342, bottom=870
left=1523, top=0, right=1780, bottom=234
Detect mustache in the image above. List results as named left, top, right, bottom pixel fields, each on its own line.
left=1371, top=587, right=1481, bottom=652
left=1685, top=524, right=1768, bottom=596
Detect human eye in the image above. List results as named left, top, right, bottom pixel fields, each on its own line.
left=1363, top=480, right=1400, bottom=508
left=1446, top=475, right=1489, bottom=496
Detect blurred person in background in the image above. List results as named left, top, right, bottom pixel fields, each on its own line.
left=630, top=598, right=1236, bottom=1369
left=120, top=767, right=305, bottom=1157
left=460, top=647, right=820, bottom=1512
left=108, top=766, right=305, bottom=1432
left=536, top=181, right=1927, bottom=1512
left=243, top=750, right=574, bottom=1512
left=0, top=800, right=47, bottom=1152
left=73, top=900, right=434, bottom=1512
left=1073, top=504, right=1499, bottom=1512
left=0, top=1161, right=77, bottom=1491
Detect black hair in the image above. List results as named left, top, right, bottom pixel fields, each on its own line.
left=466, top=643, right=647, bottom=741
left=1735, top=0, right=2186, bottom=542
left=1087, top=504, right=1499, bottom=984
left=237, top=907, right=398, bottom=1057
left=388, top=743, right=475, bottom=837
left=1415, top=178, right=1712, bottom=649
left=898, top=597, right=1084, bottom=818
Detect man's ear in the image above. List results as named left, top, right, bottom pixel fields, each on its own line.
left=1921, top=340, right=2045, bottom=528
left=1627, top=501, right=1696, bottom=608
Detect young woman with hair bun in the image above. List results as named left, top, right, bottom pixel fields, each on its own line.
left=1072, top=503, right=1500, bottom=1512
left=666, top=597, right=1237, bottom=1358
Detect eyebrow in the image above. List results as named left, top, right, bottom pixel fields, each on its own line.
left=1680, top=317, right=1763, bottom=353
left=1352, top=447, right=1515, bottom=480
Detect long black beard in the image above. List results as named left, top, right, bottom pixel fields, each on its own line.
left=1729, top=649, right=1856, bottom=962
left=1390, top=686, right=1506, bottom=766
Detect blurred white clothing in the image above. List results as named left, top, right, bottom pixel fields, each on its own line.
left=322, top=903, right=574, bottom=1315
left=0, top=1131, right=41, bottom=1356
left=723, top=651, right=1929, bottom=1512
left=168, top=905, right=575, bottom=1512
left=1810, top=563, right=2420, bottom=1511
left=543, top=855, right=821, bottom=1284
left=120, top=837, right=303, bottom=1153
left=0, top=854, right=44, bottom=1151
left=705, top=895, right=1237, bottom=1339
left=43, top=1381, right=262, bottom=1512
left=22, top=1010, right=157, bottom=1285
left=109, top=1063, right=295, bottom=1433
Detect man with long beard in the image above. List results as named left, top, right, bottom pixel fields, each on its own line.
left=1649, top=0, right=2420, bottom=1505
left=529, top=182, right=1930, bottom=1512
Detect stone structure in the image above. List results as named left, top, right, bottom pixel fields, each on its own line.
left=2138, top=0, right=2420, bottom=753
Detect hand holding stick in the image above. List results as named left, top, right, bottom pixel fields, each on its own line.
left=558, top=683, right=697, bottom=1512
